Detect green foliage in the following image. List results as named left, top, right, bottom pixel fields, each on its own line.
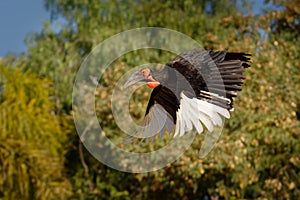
left=0, top=63, right=71, bottom=199
left=26, top=0, right=251, bottom=110
left=1, top=0, right=300, bottom=199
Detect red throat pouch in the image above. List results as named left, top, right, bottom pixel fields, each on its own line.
left=147, top=81, right=160, bottom=88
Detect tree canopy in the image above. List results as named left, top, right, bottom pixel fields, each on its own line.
left=1, top=0, right=300, bottom=199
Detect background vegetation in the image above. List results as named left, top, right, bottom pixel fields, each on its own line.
left=1, top=0, right=299, bottom=199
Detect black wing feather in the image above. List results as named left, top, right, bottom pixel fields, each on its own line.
left=142, top=49, right=251, bottom=135
left=145, top=85, right=179, bottom=124
left=165, top=49, right=251, bottom=110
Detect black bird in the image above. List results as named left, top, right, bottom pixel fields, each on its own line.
left=124, top=49, right=251, bottom=140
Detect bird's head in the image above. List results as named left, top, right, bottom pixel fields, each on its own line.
left=124, top=68, right=160, bottom=89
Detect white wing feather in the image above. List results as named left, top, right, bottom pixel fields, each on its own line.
left=174, top=92, right=231, bottom=137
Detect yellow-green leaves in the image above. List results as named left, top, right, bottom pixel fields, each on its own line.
left=0, top=64, right=71, bottom=200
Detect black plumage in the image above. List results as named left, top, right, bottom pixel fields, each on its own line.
left=124, top=48, right=251, bottom=140
left=151, top=49, right=251, bottom=116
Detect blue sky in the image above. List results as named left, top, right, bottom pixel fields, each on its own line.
left=0, top=1, right=49, bottom=57
left=0, top=1, right=281, bottom=58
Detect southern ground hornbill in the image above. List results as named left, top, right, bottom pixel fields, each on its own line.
left=124, top=48, right=251, bottom=141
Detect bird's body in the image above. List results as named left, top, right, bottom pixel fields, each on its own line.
left=124, top=48, right=251, bottom=140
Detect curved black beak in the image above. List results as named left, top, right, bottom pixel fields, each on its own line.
left=124, top=71, right=147, bottom=88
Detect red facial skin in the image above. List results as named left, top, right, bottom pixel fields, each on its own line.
left=140, top=68, right=160, bottom=88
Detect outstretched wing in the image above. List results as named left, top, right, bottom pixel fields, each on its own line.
left=167, top=49, right=251, bottom=110
left=167, top=49, right=251, bottom=137
left=127, top=85, right=179, bottom=142
left=132, top=49, right=251, bottom=141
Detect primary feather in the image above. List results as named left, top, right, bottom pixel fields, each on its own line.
left=126, top=48, right=251, bottom=141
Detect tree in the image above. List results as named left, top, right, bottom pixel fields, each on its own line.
left=6, top=0, right=300, bottom=199
left=0, top=61, right=71, bottom=199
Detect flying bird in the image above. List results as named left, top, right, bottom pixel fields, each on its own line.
left=124, top=48, right=251, bottom=141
